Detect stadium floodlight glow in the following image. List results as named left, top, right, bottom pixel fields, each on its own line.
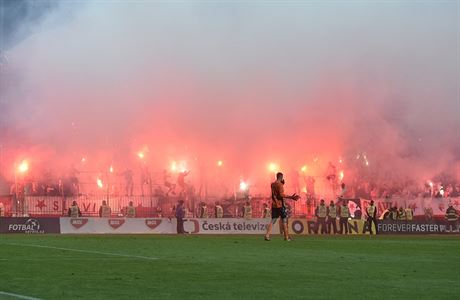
left=300, top=165, right=307, bottom=173
left=217, top=160, right=223, bottom=167
left=239, top=181, right=248, bottom=191
left=339, top=170, right=344, bottom=181
left=137, top=151, right=145, bottom=159
left=97, top=178, right=103, bottom=189
left=18, top=160, right=29, bottom=173
left=81, top=157, right=87, bottom=163
left=109, top=166, right=114, bottom=173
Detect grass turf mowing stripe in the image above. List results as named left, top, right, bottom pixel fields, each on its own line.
left=0, top=257, right=145, bottom=261
left=1, top=242, right=159, bottom=261
left=0, top=235, right=458, bottom=299
left=0, top=291, right=43, bottom=300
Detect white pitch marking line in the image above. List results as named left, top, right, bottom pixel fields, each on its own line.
left=0, top=291, right=42, bottom=300
left=2, top=243, right=159, bottom=261
left=0, top=258, right=138, bottom=261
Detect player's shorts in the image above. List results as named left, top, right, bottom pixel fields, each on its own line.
left=271, top=207, right=287, bottom=219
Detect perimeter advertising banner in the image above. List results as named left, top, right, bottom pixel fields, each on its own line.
left=192, top=218, right=278, bottom=234
left=289, top=219, right=459, bottom=235
left=0, top=217, right=61, bottom=234
left=1, top=217, right=457, bottom=234
left=288, top=219, right=370, bottom=235
left=59, top=217, right=279, bottom=234
left=377, top=220, right=454, bottom=234
left=60, top=217, right=174, bottom=234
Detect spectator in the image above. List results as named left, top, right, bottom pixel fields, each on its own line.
left=363, top=200, right=378, bottom=235
left=262, top=203, right=271, bottom=218
left=215, top=202, right=223, bottom=218
left=199, top=202, right=207, bottom=218
left=327, top=200, right=338, bottom=234
left=445, top=204, right=458, bottom=233
left=339, top=199, right=350, bottom=234
left=68, top=201, right=82, bottom=218
left=140, top=166, right=151, bottom=197
left=397, top=207, right=406, bottom=221
left=243, top=201, right=252, bottom=220
left=390, top=206, right=398, bottom=220
left=424, top=207, right=433, bottom=222
left=163, top=169, right=176, bottom=196
left=405, top=207, right=414, bottom=221
left=126, top=201, right=136, bottom=218
left=315, top=199, right=327, bottom=234
left=123, top=169, right=134, bottom=196
left=177, top=170, right=190, bottom=196
left=175, top=200, right=185, bottom=234
left=354, top=206, right=362, bottom=219
left=99, top=200, right=111, bottom=218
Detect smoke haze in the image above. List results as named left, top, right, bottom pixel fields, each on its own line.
left=1, top=0, right=459, bottom=196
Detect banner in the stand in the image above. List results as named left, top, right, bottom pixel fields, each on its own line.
left=24, top=196, right=64, bottom=216
left=24, top=196, right=161, bottom=216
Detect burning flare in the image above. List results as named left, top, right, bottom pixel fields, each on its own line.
left=97, top=178, right=103, bottom=189
left=268, top=163, right=278, bottom=173
left=18, top=160, right=29, bottom=173
left=339, top=170, right=344, bottom=181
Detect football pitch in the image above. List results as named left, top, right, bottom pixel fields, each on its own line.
left=0, top=235, right=459, bottom=299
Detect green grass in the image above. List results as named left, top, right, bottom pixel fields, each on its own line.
left=0, top=235, right=459, bottom=299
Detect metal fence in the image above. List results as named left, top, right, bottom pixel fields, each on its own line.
left=0, top=195, right=275, bottom=218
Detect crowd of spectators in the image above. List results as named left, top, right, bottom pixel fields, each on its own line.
left=4, top=163, right=460, bottom=203
left=350, top=178, right=460, bottom=199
